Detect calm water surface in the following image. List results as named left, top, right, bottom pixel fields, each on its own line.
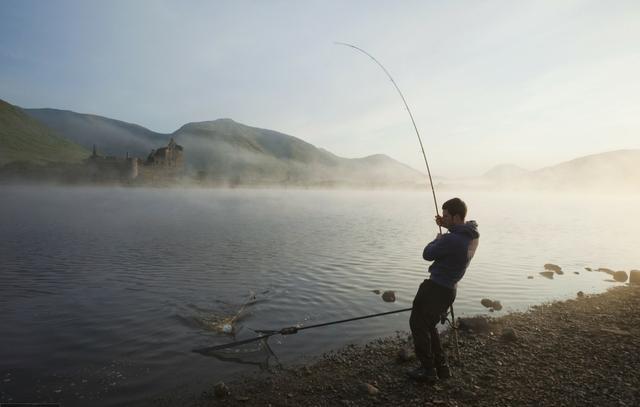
left=1, top=186, right=638, bottom=406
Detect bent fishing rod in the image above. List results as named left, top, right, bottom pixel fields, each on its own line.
left=336, top=42, right=459, bottom=358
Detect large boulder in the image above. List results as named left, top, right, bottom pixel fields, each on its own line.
left=458, top=316, right=491, bottom=334
left=630, top=270, right=640, bottom=285
left=480, top=298, right=493, bottom=308
left=613, top=271, right=628, bottom=283
left=382, top=291, right=396, bottom=302
left=539, top=271, right=554, bottom=279
left=544, top=263, right=562, bottom=273
left=214, top=382, right=230, bottom=398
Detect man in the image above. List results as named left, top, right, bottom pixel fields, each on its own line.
left=408, top=197, right=479, bottom=382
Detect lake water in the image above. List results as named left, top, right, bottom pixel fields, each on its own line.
left=1, top=186, right=638, bottom=406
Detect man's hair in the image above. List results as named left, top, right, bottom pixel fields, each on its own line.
left=442, top=197, right=467, bottom=220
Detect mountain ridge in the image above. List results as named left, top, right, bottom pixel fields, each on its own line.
left=0, top=99, right=89, bottom=166
left=7, top=100, right=638, bottom=190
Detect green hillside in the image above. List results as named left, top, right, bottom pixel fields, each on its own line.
left=0, top=99, right=89, bottom=166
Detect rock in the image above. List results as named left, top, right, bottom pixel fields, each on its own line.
left=613, top=271, right=628, bottom=282
left=234, top=396, right=250, bottom=402
left=480, top=298, right=493, bottom=308
left=574, top=271, right=580, bottom=275
left=501, top=327, right=517, bottom=341
left=585, top=267, right=592, bottom=271
left=491, top=301, right=503, bottom=311
left=577, top=291, right=585, bottom=298
left=361, top=382, right=379, bottom=396
left=382, top=291, right=396, bottom=302
left=544, top=263, right=562, bottom=273
left=458, top=316, right=491, bottom=334
left=539, top=271, right=554, bottom=279
left=630, top=270, right=640, bottom=285
left=598, top=267, right=615, bottom=275
left=397, top=347, right=415, bottom=362
left=214, top=382, right=230, bottom=398
left=527, top=276, right=534, bottom=279
left=372, top=289, right=381, bottom=295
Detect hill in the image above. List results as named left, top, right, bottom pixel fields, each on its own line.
left=473, top=150, right=640, bottom=192
left=0, top=99, right=89, bottom=166
left=25, top=108, right=170, bottom=158
left=525, top=150, right=640, bottom=191
left=172, top=119, right=424, bottom=186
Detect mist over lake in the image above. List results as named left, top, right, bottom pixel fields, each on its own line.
left=1, top=185, right=638, bottom=406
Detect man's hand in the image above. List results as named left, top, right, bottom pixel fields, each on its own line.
left=435, top=215, right=444, bottom=227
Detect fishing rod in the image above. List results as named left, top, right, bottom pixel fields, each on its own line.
left=335, top=42, right=460, bottom=360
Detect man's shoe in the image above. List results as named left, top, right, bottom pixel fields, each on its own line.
left=436, top=364, right=452, bottom=379
left=407, top=366, right=438, bottom=383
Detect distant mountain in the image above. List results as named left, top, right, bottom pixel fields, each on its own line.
left=0, top=99, right=89, bottom=166
left=172, top=119, right=424, bottom=186
left=524, top=150, right=640, bottom=191
left=25, top=108, right=170, bottom=158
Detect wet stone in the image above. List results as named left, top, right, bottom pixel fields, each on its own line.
left=613, top=271, right=628, bottom=283
left=361, top=382, right=379, bottom=396
left=544, top=263, right=562, bottom=273
left=458, top=316, right=491, bottom=334
left=540, top=271, right=554, bottom=279
left=481, top=298, right=493, bottom=308
left=214, top=381, right=230, bottom=398
left=382, top=291, right=396, bottom=302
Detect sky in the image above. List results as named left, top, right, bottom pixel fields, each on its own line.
left=1, top=0, right=639, bottom=177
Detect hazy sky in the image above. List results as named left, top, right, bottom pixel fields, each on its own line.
left=1, top=1, right=639, bottom=177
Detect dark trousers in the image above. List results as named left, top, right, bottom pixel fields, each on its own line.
left=410, top=279, right=456, bottom=368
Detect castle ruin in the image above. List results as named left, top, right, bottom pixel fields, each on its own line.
left=86, top=138, right=184, bottom=183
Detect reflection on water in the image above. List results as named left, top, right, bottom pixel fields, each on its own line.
left=0, top=186, right=638, bottom=406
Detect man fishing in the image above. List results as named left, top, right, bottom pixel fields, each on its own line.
left=408, top=197, right=479, bottom=382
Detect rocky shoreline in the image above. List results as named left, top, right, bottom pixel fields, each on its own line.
left=156, top=285, right=639, bottom=406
